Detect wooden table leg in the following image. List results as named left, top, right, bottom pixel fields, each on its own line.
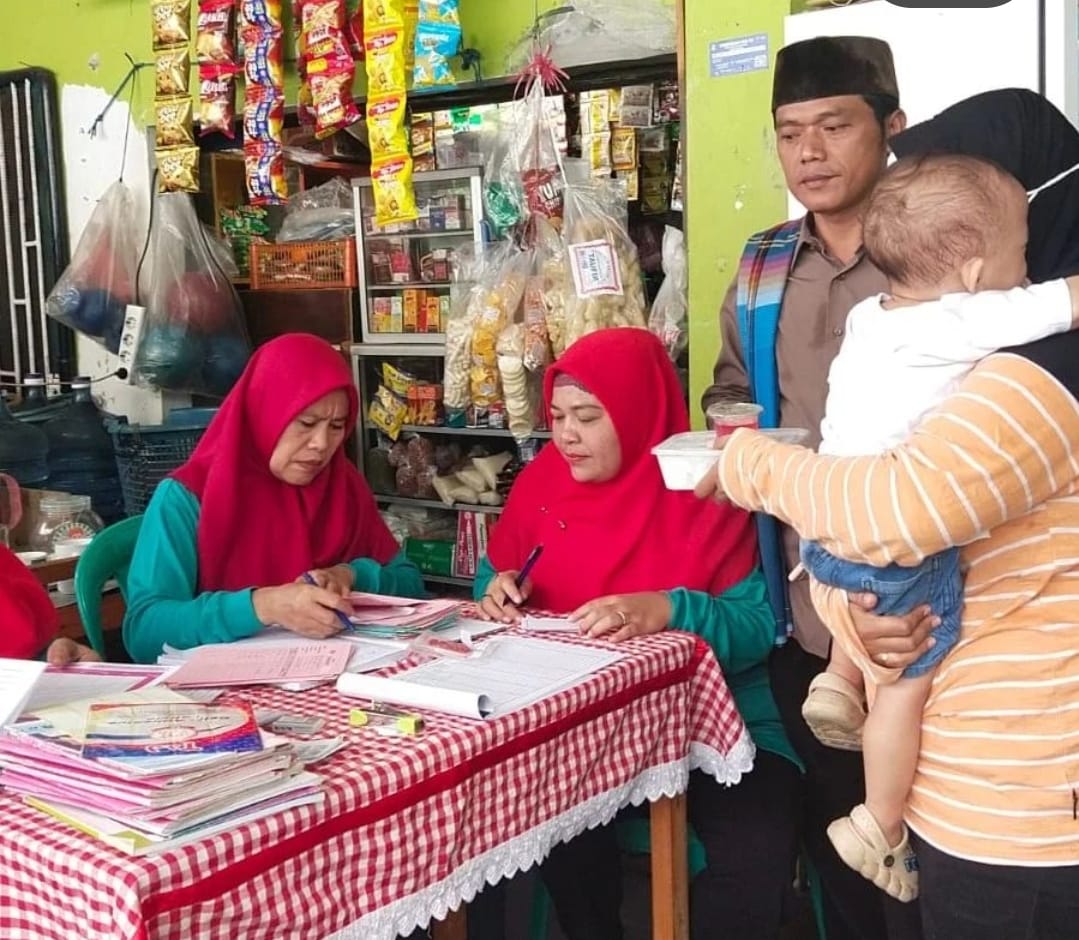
left=431, top=905, right=467, bottom=940
left=650, top=791, right=689, bottom=940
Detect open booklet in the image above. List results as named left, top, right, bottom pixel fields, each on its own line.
left=335, top=634, right=623, bottom=719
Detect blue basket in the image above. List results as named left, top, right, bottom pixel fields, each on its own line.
left=108, top=408, right=217, bottom=516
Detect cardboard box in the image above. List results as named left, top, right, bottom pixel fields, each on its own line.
left=425, top=295, right=442, bottom=333
left=453, top=511, right=492, bottom=579
left=403, top=289, right=423, bottom=333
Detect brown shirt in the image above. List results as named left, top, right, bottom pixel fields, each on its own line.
left=701, top=218, right=887, bottom=657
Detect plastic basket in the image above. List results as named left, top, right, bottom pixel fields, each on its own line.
left=250, top=237, right=358, bottom=290
left=107, top=408, right=217, bottom=516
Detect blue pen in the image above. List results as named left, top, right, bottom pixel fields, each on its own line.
left=302, top=571, right=354, bottom=631
left=515, top=544, right=544, bottom=589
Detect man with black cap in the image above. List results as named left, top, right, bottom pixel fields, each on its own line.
left=702, top=35, right=929, bottom=940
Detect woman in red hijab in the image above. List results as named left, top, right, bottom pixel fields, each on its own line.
left=0, top=545, right=100, bottom=663
left=473, top=329, right=802, bottom=940
left=123, top=333, right=424, bottom=663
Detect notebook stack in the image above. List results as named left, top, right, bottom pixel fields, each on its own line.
left=347, top=592, right=462, bottom=639
left=0, top=692, right=322, bottom=855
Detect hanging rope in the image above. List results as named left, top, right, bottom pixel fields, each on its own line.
left=87, top=54, right=152, bottom=139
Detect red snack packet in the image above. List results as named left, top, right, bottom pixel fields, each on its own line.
left=309, top=54, right=360, bottom=139
left=244, top=140, right=287, bottom=205
left=242, top=24, right=284, bottom=88
left=243, top=82, right=285, bottom=142
left=196, top=0, right=237, bottom=64
left=198, top=63, right=239, bottom=138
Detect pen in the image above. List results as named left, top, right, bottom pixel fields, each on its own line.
left=301, top=571, right=354, bottom=631
left=515, top=544, right=544, bottom=589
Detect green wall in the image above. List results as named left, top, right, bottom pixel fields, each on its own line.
left=684, top=0, right=790, bottom=425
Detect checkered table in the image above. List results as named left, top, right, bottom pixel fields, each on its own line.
left=0, top=629, right=753, bottom=940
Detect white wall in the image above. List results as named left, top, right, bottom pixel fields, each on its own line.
left=59, top=84, right=168, bottom=423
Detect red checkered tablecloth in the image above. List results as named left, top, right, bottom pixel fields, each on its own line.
left=0, top=630, right=753, bottom=940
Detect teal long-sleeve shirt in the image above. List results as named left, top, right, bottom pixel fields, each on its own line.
left=123, top=478, right=426, bottom=664
left=473, top=556, right=799, bottom=769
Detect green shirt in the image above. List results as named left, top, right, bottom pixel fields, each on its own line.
left=123, top=478, right=426, bottom=663
left=473, top=556, right=799, bottom=769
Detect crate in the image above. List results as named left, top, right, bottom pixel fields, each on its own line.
left=108, top=408, right=216, bottom=516
left=250, top=237, right=358, bottom=291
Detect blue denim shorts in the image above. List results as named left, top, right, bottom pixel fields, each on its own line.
left=799, top=540, right=962, bottom=678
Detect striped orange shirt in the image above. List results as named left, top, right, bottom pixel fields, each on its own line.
left=718, top=353, right=1079, bottom=866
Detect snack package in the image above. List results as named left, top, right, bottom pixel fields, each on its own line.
left=366, top=90, right=408, bottom=158
left=299, top=0, right=351, bottom=60
left=515, top=78, right=564, bottom=230
left=136, top=192, right=251, bottom=396
left=371, top=155, right=418, bottom=226
left=156, top=48, right=191, bottom=97
left=412, top=20, right=459, bottom=88
left=310, top=57, right=360, bottom=138
left=648, top=225, right=687, bottom=360
left=157, top=145, right=201, bottom=193
left=364, top=0, right=406, bottom=29
left=496, top=322, right=535, bottom=441
left=369, top=384, right=408, bottom=439
left=561, top=177, right=647, bottom=347
left=470, top=248, right=530, bottom=412
left=198, top=63, right=238, bottom=137
left=242, top=24, right=285, bottom=87
left=535, top=216, right=567, bottom=357
left=240, top=0, right=283, bottom=28
left=152, top=0, right=192, bottom=50
left=365, top=26, right=406, bottom=94
left=243, top=83, right=285, bottom=142
left=196, top=0, right=237, bottom=63
left=155, top=97, right=195, bottom=149
left=245, top=140, right=288, bottom=204
left=417, top=0, right=458, bottom=24
left=45, top=181, right=142, bottom=354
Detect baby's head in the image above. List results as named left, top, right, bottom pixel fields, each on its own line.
left=863, top=153, right=1028, bottom=298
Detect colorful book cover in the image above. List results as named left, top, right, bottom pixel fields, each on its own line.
left=81, top=702, right=263, bottom=762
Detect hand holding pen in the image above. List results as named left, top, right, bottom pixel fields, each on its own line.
left=478, top=545, right=543, bottom=624
left=252, top=575, right=354, bottom=639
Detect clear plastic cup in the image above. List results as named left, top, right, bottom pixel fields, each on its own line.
left=706, top=402, right=763, bottom=441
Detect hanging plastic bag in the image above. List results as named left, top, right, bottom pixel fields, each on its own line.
left=515, top=77, right=565, bottom=232
left=561, top=176, right=647, bottom=349
left=136, top=192, right=252, bottom=396
left=649, top=226, right=687, bottom=361
left=45, top=181, right=143, bottom=354
left=480, top=114, right=528, bottom=241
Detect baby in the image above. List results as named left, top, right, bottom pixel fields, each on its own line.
left=798, top=153, right=1079, bottom=901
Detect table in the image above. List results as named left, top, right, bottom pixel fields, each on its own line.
left=0, top=630, right=754, bottom=940
left=25, top=554, right=125, bottom=642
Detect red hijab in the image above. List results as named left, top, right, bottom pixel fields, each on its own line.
left=488, top=328, right=757, bottom=612
left=0, top=545, right=59, bottom=658
left=171, top=333, right=399, bottom=591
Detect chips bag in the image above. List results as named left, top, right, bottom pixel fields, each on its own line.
left=371, top=155, right=418, bottom=227
left=152, top=0, right=192, bottom=50
left=196, top=0, right=237, bottom=63
left=245, top=140, right=288, bottom=204
left=198, top=64, right=238, bottom=138
left=364, top=27, right=406, bottom=94
left=155, top=48, right=191, bottom=97
left=366, top=90, right=408, bottom=158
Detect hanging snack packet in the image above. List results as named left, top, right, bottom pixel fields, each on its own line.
left=156, top=48, right=191, bottom=97
left=155, top=97, right=195, bottom=149
left=412, top=21, right=459, bottom=88
left=417, top=0, right=458, bottom=24
left=157, top=145, right=200, bottom=193
left=240, top=0, right=283, bottom=28
left=196, top=0, right=237, bottom=63
left=366, top=90, right=408, bottom=158
left=198, top=64, right=238, bottom=137
left=245, top=140, right=288, bottom=204
left=365, top=27, right=406, bottom=94
left=299, top=0, right=351, bottom=61
left=152, top=0, right=192, bottom=50
left=364, top=0, right=405, bottom=30
left=242, top=25, right=285, bottom=87
left=310, top=61, right=360, bottom=138
left=243, top=83, right=284, bottom=142
left=372, top=156, right=418, bottom=227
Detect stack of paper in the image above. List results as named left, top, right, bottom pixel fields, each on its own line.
left=163, top=640, right=353, bottom=689
left=347, top=592, right=462, bottom=639
left=0, top=689, right=323, bottom=854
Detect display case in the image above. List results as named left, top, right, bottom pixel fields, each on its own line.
left=352, top=168, right=485, bottom=345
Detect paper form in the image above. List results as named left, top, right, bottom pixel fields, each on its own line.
left=0, top=658, right=47, bottom=726
left=23, top=663, right=172, bottom=715
left=336, top=635, right=624, bottom=719
left=165, top=640, right=352, bottom=688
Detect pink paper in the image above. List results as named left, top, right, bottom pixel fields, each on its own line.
left=164, top=642, right=352, bottom=689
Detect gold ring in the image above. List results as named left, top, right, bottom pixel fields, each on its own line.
left=616, top=609, right=628, bottom=627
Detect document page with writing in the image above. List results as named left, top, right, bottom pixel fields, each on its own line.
left=336, top=635, right=623, bottom=719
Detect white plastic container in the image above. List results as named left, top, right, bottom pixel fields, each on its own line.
left=651, top=428, right=811, bottom=491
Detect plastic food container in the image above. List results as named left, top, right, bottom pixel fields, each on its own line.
left=651, top=428, right=811, bottom=491
left=706, top=402, right=763, bottom=439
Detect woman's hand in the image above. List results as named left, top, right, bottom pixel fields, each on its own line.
left=478, top=571, right=532, bottom=623
left=570, top=592, right=673, bottom=642
left=848, top=592, right=939, bottom=670
left=252, top=583, right=351, bottom=638
left=298, top=564, right=354, bottom=598
left=46, top=637, right=101, bottom=666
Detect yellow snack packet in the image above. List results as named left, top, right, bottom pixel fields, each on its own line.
left=365, top=91, right=408, bottom=161
left=156, top=146, right=200, bottom=193
left=372, top=155, right=418, bottom=227
left=364, top=27, right=406, bottom=95
left=152, top=0, right=192, bottom=51
left=155, top=97, right=195, bottom=149
left=364, top=0, right=406, bottom=31
left=155, top=48, right=191, bottom=98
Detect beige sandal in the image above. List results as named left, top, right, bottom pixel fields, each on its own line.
left=801, top=672, right=866, bottom=751
left=827, top=804, right=919, bottom=903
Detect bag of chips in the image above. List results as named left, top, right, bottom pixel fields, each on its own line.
left=198, top=63, right=238, bottom=138
left=152, top=0, right=192, bottom=50
left=366, top=90, right=408, bottom=158
left=156, top=48, right=191, bottom=97
left=371, top=155, right=418, bottom=227
left=196, top=0, right=237, bottom=63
